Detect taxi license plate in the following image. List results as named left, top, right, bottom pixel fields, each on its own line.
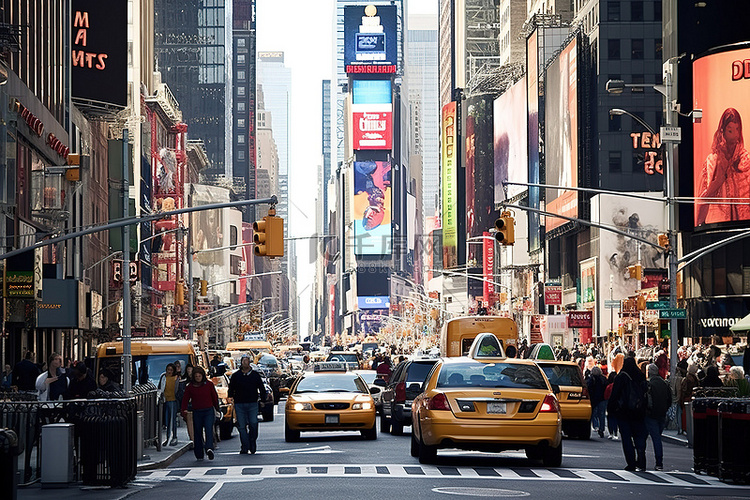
left=325, top=415, right=339, bottom=424
left=487, top=402, right=506, bottom=414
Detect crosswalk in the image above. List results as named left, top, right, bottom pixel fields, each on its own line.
left=136, top=463, right=737, bottom=489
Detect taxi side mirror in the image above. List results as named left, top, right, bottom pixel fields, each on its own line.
left=373, top=378, right=386, bottom=387
left=551, top=384, right=561, bottom=395
left=369, top=387, right=381, bottom=394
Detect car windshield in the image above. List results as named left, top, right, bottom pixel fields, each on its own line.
left=437, top=362, right=548, bottom=390
left=294, top=373, right=368, bottom=394
left=327, top=353, right=358, bottom=364
left=356, top=371, right=377, bottom=384
left=406, top=361, right=437, bottom=383
left=538, top=364, right=584, bottom=387
left=99, top=354, right=190, bottom=387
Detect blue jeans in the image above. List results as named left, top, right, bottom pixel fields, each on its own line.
left=607, top=410, right=618, bottom=436
left=165, top=400, right=178, bottom=441
left=591, top=401, right=606, bottom=433
left=618, top=417, right=647, bottom=469
left=192, top=408, right=215, bottom=459
left=235, top=402, right=259, bottom=453
left=645, top=415, right=666, bottom=466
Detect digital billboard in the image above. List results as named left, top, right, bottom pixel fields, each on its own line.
left=527, top=30, right=541, bottom=252
left=71, top=0, right=127, bottom=108
left=192, top=185, right=226, bottom=266
left=344, top=5, right=398, bottom=74
left=441, top=102, right=458, bottom=268
left=352, top=79, right=392, bottom=150
left=464, top=96, right=495, bottom=240
left=545, top=37, right=578, bottom=231
left=353, top=160, right=392, bottom=255
left=494, top=77, right=528, bottom=204
left=693, top=45, right=750, bottom=228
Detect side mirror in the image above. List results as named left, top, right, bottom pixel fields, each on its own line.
left=369, top=387, right=381, bottom=394
left=373, top=378, right=386, bottom=387
left=551, top=384, right=561, bottom=395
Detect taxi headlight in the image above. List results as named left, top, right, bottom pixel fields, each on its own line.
left=293, top=402, right=313, bottom=411
left=352, top=402, right=372, bottom=410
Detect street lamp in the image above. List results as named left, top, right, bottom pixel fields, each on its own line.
left=609, top=108, right=658, bottom=136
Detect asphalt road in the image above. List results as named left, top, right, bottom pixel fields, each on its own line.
left=128, top=402, right=749, bottom=500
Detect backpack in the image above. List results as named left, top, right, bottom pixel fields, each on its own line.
left=619, top=372, right=647, bottom=418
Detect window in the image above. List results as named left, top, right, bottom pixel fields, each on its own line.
left=632, top=153, right=642, bottom=173
left=631, top=1, right=643, bottom=21
left=608, top=113, right=622, bottom=132
left=237, top=118, right=246, bottom=128
left=237, top=135, right=245, bottom=144
left=609, top=151, right=622, bottom=173
left=237, top=150, right=245, bottom=160
left=631, top=39, right=644, bottom=60
left=607, top=1, right=620, bottom=21
left=631, top=74, right=645, bottom=93
left=237, top=102, right=246, bottom=112
left=237, top=86, right=246, bottom=96
left=237, top=70, right=246, bottom=81
left=608, top=39, right=620, bottom=60
left=238, top=54, right=245, bottom=64
left=655, top=38, right=663, bottom=60
left=237, top=38, right=246, bottom=48
left=654, top=0, right=662, bottom=21
left=230, top=225, right=238, bottom=249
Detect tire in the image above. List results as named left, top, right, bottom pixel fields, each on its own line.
left=361, top=423, right=377, bottom=440
left=284, top=421, right=300, bottom=442
left=262, top=407, right=274, bottom=422
left=576, top=421, right=591, bottom=440
left=380, top=415, right=390, bottom=433
left=390, top=418, right=404, bottom=436
left=219, top=420, right=234, bottom=441
left=542, top=443, right=563, bottom=467
left=410, top=431, right=419, bottom=457
left=417, top=420, right=437, bottom=464
left=525, top=446, right=543, bottom=461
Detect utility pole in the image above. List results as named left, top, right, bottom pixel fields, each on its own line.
left=187, top=226, right=195, bottom=342
left=664, top=61, right=679, bottom=379
left=122, top=129, right=132, bottom=393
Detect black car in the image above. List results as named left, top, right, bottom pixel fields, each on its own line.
left=379, top=358, right=438, bottom=435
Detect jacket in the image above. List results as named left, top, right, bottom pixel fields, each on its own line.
left=587, top=373, right=607, bottom=406
left=646, top=376, right=672, bottom=419
left=68, top=373, right=98, bottom=399
left=13, top=359, right=41, bottom=391
left=181, top=381, right=218, bottom=413
left=607, top=358, right=647, bottom=420
left=228, top=369, right=267, bottom=404
left=35, top=369, right=69, bottom=401
left=158, top=373, right=180, bottom=401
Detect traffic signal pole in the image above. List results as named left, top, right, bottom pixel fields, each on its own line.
left=122, top=129, right=132, bottom=393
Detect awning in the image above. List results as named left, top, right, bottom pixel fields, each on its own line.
left=729, top=313, right=750, bottom=332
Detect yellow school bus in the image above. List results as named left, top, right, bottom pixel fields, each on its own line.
left=439, top=316, right=518, bottom=357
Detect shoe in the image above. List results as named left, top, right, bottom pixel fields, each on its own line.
left=624, top=465, right=636, bottom=472
left=250, top=442, right=257, bottom=455
left=239, top=449, right=249, bottom=455
left=196, top=457, right=204, bottom=461
left=655, top=465, right=663, bottom=471
left=598, top=430, right=605, bottom=438
left=636, top=467, right=646, bottom=472
left=612, top=435, right=620, bottom=441
left=207, top=449, right=214, bottom=460
left=170, top=438, right=178, bottom=446
left=162, top=439, right=170, bottom=447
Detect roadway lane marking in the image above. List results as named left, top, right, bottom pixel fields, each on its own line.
left=200, top=481, right=224, bottom=500
left=217, top=445, right=336, bottom=455
left=138, top=464, right=741, bottom=489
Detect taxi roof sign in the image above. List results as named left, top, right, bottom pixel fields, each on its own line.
left=313, top=361, right=348, bottom=373
left=468, top=332, right=506, bottom=359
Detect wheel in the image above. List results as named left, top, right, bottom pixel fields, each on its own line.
left=410, top=431, right=419, bottom=457
left=380, top=415, right=390, bottom=433
left=417, top=420, right=437, bottom=464
left=542, top=443, right=563, bottom=467
left=262, top=406, right=274, bottom=422
left=576, top=421, right=591, bottom=440
left=361, top=423, right=377, bottom=440
left=219, top=420, right=234, bottom=441
left=273, top=388, right=281, bottom=405
left=284, top=421, right=300, bottom=442
left=390, top=418, right=404, bottom=436
left=525, top=446, right=543, bottom=461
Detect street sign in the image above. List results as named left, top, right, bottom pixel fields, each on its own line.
left=660, top=126, right=681, bottom=143
left=544, top=283, right=562, bottom=305
left=647, top=301, right=671, bottom=310
left=659, top=308, right=687, bottom=319
left=604, top=299, right=620, bottom=309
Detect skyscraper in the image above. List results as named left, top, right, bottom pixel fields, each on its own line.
left=322, top=80, right=332, bottom=228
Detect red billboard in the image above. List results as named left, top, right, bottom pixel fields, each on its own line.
left=544, top=284, right=562, bottom=305
left=482, top=232, right=495, bottom=305
left=352, top=110, right=392, bottom=149
left=693, top=45, right=750, bottom=228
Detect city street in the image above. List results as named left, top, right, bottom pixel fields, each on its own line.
left=18, top=402, right=749, bottom=500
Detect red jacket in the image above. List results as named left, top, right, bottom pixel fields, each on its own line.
left=181, top=380, right=218, bottom=413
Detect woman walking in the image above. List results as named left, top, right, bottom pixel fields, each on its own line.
left=159, top=363, right=180, bottom=446
left=180, top=366, right=219, bottom=460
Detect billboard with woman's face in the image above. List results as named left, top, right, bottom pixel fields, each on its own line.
left=693, top=45, right=750, bottom=227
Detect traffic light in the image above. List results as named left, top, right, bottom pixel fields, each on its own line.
left=253, top=207, right=284, bottom=257
left=658, top=233, right=670, bottom=252
left=200, top=279, right=207, bottom=297
left=176, top=279, right=185, bottom=305
left=636, top=295, right=647, bottom=311
left=627, top=264, right=643, bottom=280
left=494, top=211, right=515, bottom=245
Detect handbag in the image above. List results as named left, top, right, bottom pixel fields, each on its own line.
left=214, top=407, right=223, bottom=420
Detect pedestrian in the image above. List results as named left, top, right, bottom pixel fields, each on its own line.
left=159, top=363, right=180, bottom=447
left=2, top=364, right=12, bottom=388
left=604, top=371, right=619, bottom=440
left=376, top=355, right=392, bottom=382
left=173, top=360, right=183, bottom=378
left=670, top=361, right=687, bottom=433
left=505, top=344, right=518, bottom=358
left=181, top=366, right=219, bottom=461
left=67, top=361, right=97, bottom=399
left=12, top=351, right=40, bottom=391
left=701, top=365, right=723, bottom=388
left=35, top=353, right=68, bottom=401
left=587, top=366, right=607, bottom=438
left=98, top=369, right=122, bottom=393
left=228, top=355, right=267, bottom=454
left=645, top=363, right=672, bottom=471
left=724, top=366, right=750, bottom=397
left=178, top=365, right=195, bottom=442
left=607, top=356, right=648, bottom=471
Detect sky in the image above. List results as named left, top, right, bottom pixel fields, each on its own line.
left=256, top=0, right=438, bottom=339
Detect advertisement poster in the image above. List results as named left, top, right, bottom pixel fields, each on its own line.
left=442, top=102, right=458, bottom=268
left=464, top=96, right=495, bottom=243
left=192, top=185, right=226, bottom=266
left=494, top=77, right=528, bottom=203
left=527, top=30, right=542, bottom=252
left=580, top=257, right=597, bottom=306
left=544, top=283, right=562, bottom=305
left=693, top=45, right=750, bottom=227
left=353, top=160, right=392, bottom=255
left=351, top=79, right=392, bottom=150
left=344, top=5, right=397, bottom=74
left=482, top=232, right=495, bottom=306
left=545, top=37, right=578, bottom=230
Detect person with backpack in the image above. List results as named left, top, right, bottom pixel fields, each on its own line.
left=607, top=356, right=648, bottom=471
left=604, top=371, right=619, bottom=440
left=645, top=363, right=672, bottom=471
left=587, top=366, right=608, bottom=438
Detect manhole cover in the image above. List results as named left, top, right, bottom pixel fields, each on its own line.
left=433, top=487, right=530, bottom=497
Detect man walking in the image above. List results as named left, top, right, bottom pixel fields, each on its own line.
left=645, top=363, right=672, bottom=471
left=12, top=351, right=40, bottom=391
left=228, top=355, right=267, bottom=454
left=608, top=356, right=648, bottom=471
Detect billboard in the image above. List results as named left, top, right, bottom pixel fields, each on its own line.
left=545, top=37, right=578, bottom=230
left=527, top=31, right=541, bottom=252
left=353, top=160, right=392, bottom=255
left=352, top=79, right=393, bottom=150
left=441, top=102, right=458, bottom=268
left=192, top=185, right=226, bottom=266
left=344, top=5, right=398, bottom=74
left=71, top=1, right=127, bottom=108
left=494, top=77, right=528, bottom=203
left=464, top=96, right=494, bottom=240
left=693, top=45, right=750, bottom=228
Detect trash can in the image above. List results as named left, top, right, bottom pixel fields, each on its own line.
left=41, top=423, right=75, bottom=487
left=718, top=398, right=750, bottom=484
left=692, top=398, right=708, bottom=474
left=0, top=428, right=20, bottom=500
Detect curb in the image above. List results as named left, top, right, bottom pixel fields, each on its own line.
left=662, top=433, right=690, bottom=447
left=137, top=442, right=192, bottom=471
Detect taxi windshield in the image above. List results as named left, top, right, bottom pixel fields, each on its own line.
left=327, top=353, right=359, bottom=364
left=537, top=364, right=584, bottom=387
left=294, top=373, right=368, bottom=394
left=437, top=362, right=548, bottom=390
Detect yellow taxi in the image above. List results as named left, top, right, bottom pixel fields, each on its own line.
left=534, top=360, right=592, bottom=439
left=410, top=333, right=562, bottom=466
left=284, top=362, right=378, bottom=442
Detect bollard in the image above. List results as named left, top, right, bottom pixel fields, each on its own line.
left=0, top=428, right=20, bottom=500
left=137, top=410, right=144, bottom=460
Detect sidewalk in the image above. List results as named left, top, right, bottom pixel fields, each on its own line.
left=662, top=428, right=690, bottom=447
left=137, top=420, right=192, bottom=471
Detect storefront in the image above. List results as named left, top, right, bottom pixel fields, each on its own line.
left=686, top=297, right=750, bottom=343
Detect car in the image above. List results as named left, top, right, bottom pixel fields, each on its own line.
left=534, top=360, right=592, bottom=439
left=380, top=358, right=439, bottom=435
left=353, top=369, right=384, bottom=416
left=326, top=351, right=362, bottom=371
left=210, top=374, right=236, bottom=440
left=284, top=363, right=377, bottom=442
left=410, top=333, right=563, bottom=466
left=255, top=353, right=284, bottom=403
